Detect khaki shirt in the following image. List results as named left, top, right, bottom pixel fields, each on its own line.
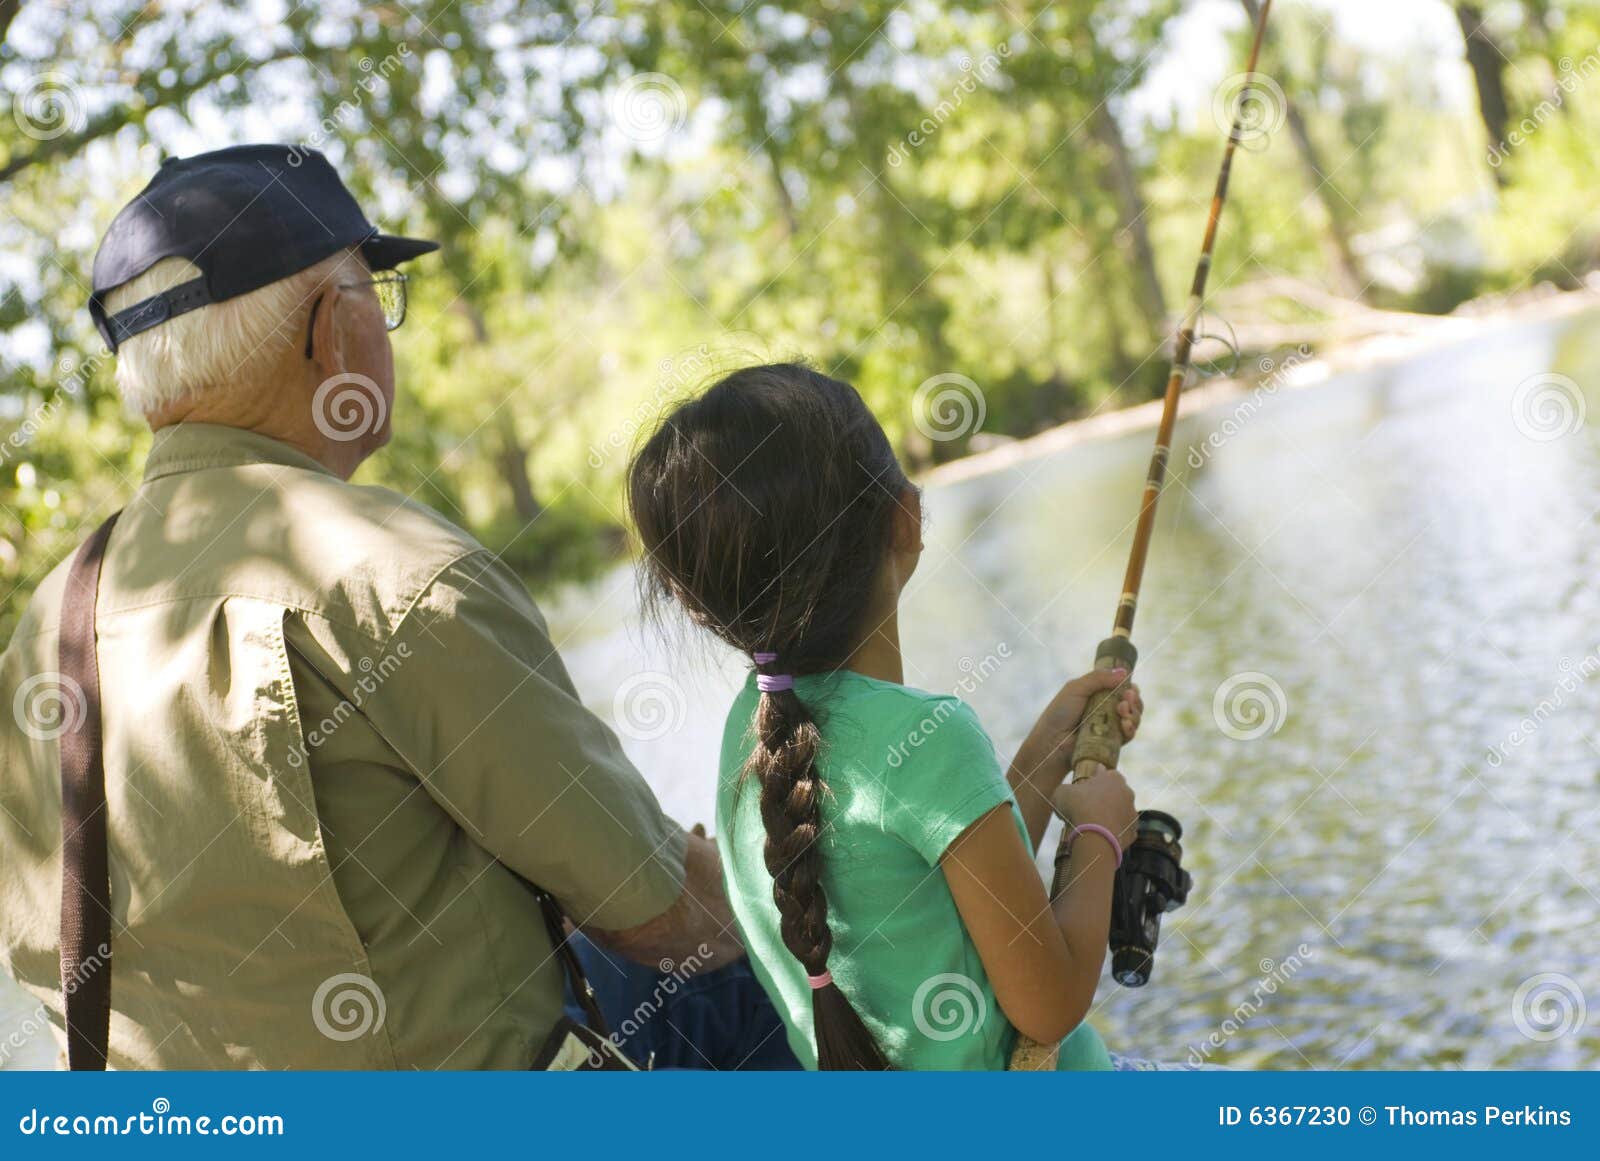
left=0, top=423, right=685, bottom=1069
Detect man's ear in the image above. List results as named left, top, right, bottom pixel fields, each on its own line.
left=308, top=284, right=349, bottom=377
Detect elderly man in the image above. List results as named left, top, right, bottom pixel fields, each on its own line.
left=0, top=146, right=780, bottom=1070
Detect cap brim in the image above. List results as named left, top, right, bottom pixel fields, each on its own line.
left=361, top=233, right=439, bottom=270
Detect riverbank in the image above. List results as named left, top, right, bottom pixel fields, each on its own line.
left=923, top=276, right=1600, bottom=488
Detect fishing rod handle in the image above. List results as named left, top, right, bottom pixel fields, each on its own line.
left=1068, top=636, right=1138, bottom=782
left=1011, top=637, right=1141, bottom=1073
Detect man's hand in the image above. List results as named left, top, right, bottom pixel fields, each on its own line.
left=585, top=829, right=745, bottom=970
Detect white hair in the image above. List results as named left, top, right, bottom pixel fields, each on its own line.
left=103, top=250, right=357, bottom=415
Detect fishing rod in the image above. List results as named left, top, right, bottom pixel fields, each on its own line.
left=1010, top=0, right=1274, bottom=1070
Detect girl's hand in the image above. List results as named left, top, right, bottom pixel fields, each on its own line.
left=1053, top=766, right=1138, bottom=845
left=1009, top=668, right=1142, bottom=850
left=1033, top=668, right=1142, bottom=762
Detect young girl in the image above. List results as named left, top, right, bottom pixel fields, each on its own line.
left=627, top=363, right=1142, bottom=1070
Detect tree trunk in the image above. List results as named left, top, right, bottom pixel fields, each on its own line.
left=1239, top=0, right=1367, bottom=300
left=1091, top=104, right=1168, bottom=337
left=1455, top=3, right=1511, bottom=186
left=495, top=416, right=544, bottom=525
left=449, top=301, right=545, bottom=525
left=0, top=0, right=25, bottom=46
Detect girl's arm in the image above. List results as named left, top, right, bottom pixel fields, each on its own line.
left=1008, top=668, right=1141, bottom=850
left=940, top=771, right=1136, bottom=1045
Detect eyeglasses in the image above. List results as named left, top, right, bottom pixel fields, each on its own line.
left=360, top=271, right=408, bottom=331
left=303, top=271, right=409, bottom=358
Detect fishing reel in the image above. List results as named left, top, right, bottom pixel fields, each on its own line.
left=1109, top=810, right=1192, bottom=987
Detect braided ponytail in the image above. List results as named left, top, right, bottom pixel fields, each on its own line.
left=628, top=363, right=911, bottom=1071
left=749, top=662, right=891, bottom=1070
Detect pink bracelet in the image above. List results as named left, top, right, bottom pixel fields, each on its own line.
left=1067, top=823, right=1123, bottom=867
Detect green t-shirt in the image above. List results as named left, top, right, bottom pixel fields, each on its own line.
left=715, top=670, right=1111, bottom=1071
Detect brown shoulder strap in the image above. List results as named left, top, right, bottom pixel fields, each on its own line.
left=57, top=511, right=121, bottom=1071
left=533, top=888, right=613, bottom=1038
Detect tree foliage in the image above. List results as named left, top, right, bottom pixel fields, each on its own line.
left=2, top=0, right=1597, bottom=635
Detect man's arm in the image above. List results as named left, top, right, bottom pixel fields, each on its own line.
left=351, top=550, right=741, bottom=960
left=587, top=829, right=743, bottom=970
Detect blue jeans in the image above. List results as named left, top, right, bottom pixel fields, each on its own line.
left=562, top=934, right=801, bottom=1070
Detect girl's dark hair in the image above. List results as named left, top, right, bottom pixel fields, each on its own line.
left=628, top=363, right=910, bottom=1070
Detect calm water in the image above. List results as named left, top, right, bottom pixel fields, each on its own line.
left=4, top=309, right=1596, bottom=1069
left=552, top=307, right=1600, bottom=1069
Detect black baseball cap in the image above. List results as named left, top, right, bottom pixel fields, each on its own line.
left=89, top=144, right=438, bottom=352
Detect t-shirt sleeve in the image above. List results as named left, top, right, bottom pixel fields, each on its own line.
left=880, top=696, right=1016, bottom=865
left=360, top=551, right=686, bottom=931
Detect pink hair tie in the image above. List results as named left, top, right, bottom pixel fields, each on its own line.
left=806, top=970, right=833, bottom=990
left=753, top=651, right=794, bottom=693
left=1067, top=823, right=1124, bottom=867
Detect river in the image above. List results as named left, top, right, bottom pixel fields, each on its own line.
left=550, top=306, right=1600, bottom=1068
left=3, top=307, right=1596, bottom=1070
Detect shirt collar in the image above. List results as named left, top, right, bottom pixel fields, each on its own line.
left=141, top=423, right=337, bottom=484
